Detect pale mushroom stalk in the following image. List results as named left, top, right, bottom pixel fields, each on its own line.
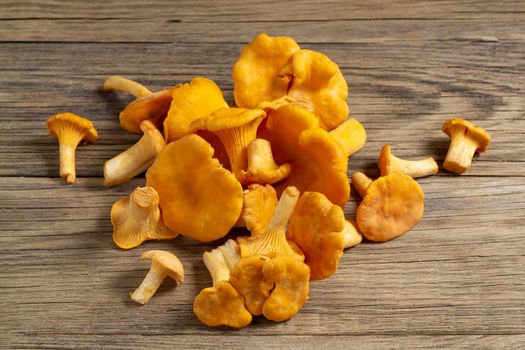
left=104, top=120, right=165, bottom=187
left=216, top=239, right=241, bottom=270
left=342, top=220, right=363, bottom=249
left=203, top=248, right=231, bottom=286
left=103, top=75, right=152, bottom=98
left=131, top=250, right=184, bottom=305
left=351, top=172, right=372, bottom=198
left=240, top=139, right=291, bottom=185
left=379, top=145, right=438, bottom=178
left=47, top=113, right=98, bottom=184
left=239, top=186, right=302, bottom=259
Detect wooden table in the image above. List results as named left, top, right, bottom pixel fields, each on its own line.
left=1, top=1, right=524, bottom=348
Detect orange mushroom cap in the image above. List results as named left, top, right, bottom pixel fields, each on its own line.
left=262, top=255, right=310, bottom=322
left=233, top=33, right=301, bottom=109
left=241, top=184, right=278, bottom=237
left=356, top=172, right=424, bottom=242
left=233, top=33, right=348, bottom=131
left=329, top=118, right=367, bottom=157
left=146, top=134, right=243, bottom=242
left=111, top=187, right=177, bottom=249
left=287, top=191, right=345, bottom=280
left=163, top=77, right=228, bottom=142
left=262, top=104, right=350, bottom=206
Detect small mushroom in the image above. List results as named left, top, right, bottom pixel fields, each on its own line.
left=287, top=191, right=345, bottom=280
left=442, top=118, right=491, bottom=174
left=190, top=107, right=266, bottom=181
left=46, top=112, right=98, bottom=184
left=111, top=186, right=177, bottom=249
left=238, top=186, right=303, bottom=260
left=379, top=144, right=438, bottom=178
left=352, top=172, right=424, bottom=242
left=240, top=139, right=291, bottom=185
left=103, top=76, right=172, bottom=133
left=329, top=118, right=367, bottom=157
left=104, top=120, right=165, bottom=187
left=130, top=250, right=184, bottom=305
left=193, top=243, right=252, bottom=328
left=342, top=220, right=363, bottom=249
left=262, top=104, right=350, bottom=206
left=351, top=171, right=372, bottom=198
left=261, top=255, right=310, bottom=322
left=146, top=134, right=243, bottom=242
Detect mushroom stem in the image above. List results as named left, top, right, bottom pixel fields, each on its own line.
left=444, top=134, right=479, bottom=174
left=104, top=121, right=165, bottom=187
left=103, top=75, right=152, bottom=98
left=59, top=143, right=77, bottom=184
left=342, top=220, right=363, bottom=249
left=130, top=268, right=164, bottom=305
left=240, top=139, right=291, bottom=185
left=203, top=249, right=231, bottom=286
left=379, top=145, right=438, bottom=178
left=351, top=172, right=372, bottom=198
left=216, top=240, right=241, bottom=270
left=265, top=186, right=300, bottom=233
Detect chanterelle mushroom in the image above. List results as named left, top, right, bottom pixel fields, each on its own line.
left=111, top=186, right=177, bottom=249
left=232, top=33, right=348, bottom=130
left=352, top=172, right=424, bottom=242
left=239, top=186, right=303, bottom=260
left=241, top=184, right=278, bottom=237
left=104, top=120, right=165, bottom=187
left=287, top=191, right=345, bottom=280
left=329, top=118, right=367, bottom=157
left=342, top=220, right=363, bottom=249
left=130, top=250, right=184, bottom=305
left=146, top=134, right=243, bottom=242
left=442, top=118, right=491, bottom=174
left=190, top=107, right=266, bottom=182
left=240, top=139, right=291, bottom=185
left=262, top=104, right=350, bottom=206
left=46, top=112, right=98, bottom=184
left=193, top=242, right=252, bottom=328
left=103, top=76, right=173, bottom=133
left=379, top=144, right=438, bottom=178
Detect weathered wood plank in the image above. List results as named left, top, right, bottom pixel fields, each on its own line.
left=2, top=0, right=524, bottom=21
left=1, top=18, right=524, bottom=43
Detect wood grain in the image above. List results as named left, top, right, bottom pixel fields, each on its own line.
left=0, top=0, right=524, bottom=349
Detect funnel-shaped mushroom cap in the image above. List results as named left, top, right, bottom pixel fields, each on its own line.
left=329, top=118, right=367, bottom=157
left=111, top=187, right=177, bottom=249
left=356, top=172, right=424, bottom=242
left=233, top=34, right=348, bottom=131
left=241, top=184, right=278, bottom=237
left=286, top=49, right=348, bottom=130
left=193, top=281, right=252, bottom=328
left=287, top=191, right=345, bottom=280
left=190, top=107, right=266, bottom=181
left=443, top=119, right=491, bottom=153
left=47, top=112, right=98, bottom=143
left=233, top=33, right=301, bottom=108
left=263, top=104, right=350, bottom=206
left=262, top=255, right=310, bottom=322
left=141, top=250, right=185, bottom=283
left=118, top=89, right=173, bottom=133
left=163, top=77, right=228, bottom=142
left=146, top=134, right=243, bottom=242
left=230, top=255, right=273, bottom=316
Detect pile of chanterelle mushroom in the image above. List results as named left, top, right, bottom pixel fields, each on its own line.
left=46, top=33, right=491, bottom=328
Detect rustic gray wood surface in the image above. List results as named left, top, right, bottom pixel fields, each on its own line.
left=1, top=1, right=524, bottom=349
